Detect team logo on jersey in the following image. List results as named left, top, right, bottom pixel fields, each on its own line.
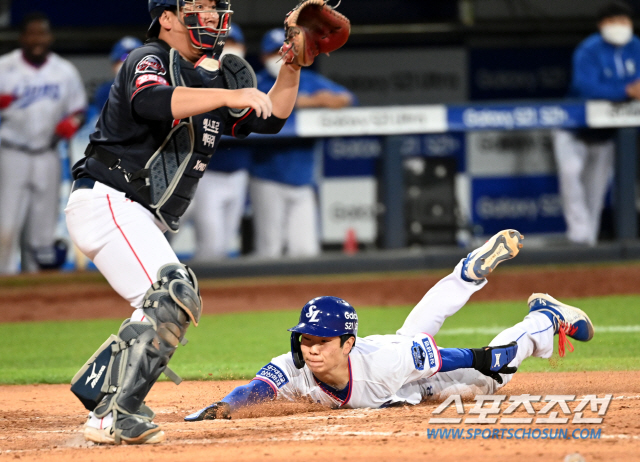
left=306, top=305, right=320, bottom=323
left=135, top=55, right=167, bottom=75
left=13, top=84, right=61, bottom=109
left=256, top=363, right=289, bottom=388
left=411, top=341, right=426, bottom=371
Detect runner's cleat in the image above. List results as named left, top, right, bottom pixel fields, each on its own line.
left=528, top=293, right=595, bottom=357
left=462, top=229, right=524, bottom=282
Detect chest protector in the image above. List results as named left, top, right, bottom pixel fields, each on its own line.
left=106, top=49, right=256, bottom=233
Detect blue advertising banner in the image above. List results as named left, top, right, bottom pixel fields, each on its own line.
left=323, top=132, right=466, bottom=177
left=472, top=175, right=566, bottom=235
left=323, top=137, right=383, bottom=178
left=399, top=133, right=466, bottom=172
left=448, top=102, right=586, bottom=131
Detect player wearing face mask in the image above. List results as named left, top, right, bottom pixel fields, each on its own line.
left=248, top=28, right=355, bottom=258
left=553, top=1, right=640, bottom=246
left=182, top=24, right=253, bottom=260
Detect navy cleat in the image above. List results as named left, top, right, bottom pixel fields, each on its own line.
left=462, top=229, right=524, bottom=282
left=528, top=293, right=595, bottom=357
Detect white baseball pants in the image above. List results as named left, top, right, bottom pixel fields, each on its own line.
left=396, top=260, right=554, bottom=401
left=249, top=177, right=320, bottom=258
left=553, top=129, right=614, bottom=246
left=0, top=147, right=60, bottom=274
left=183, top=169, right=248, bottom=260
left=65, top=181, right=179, bottom=309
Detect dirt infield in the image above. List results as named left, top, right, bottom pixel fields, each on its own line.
left=2, top=262, right=640, bottom=460
left=1, top=372, right=639, bottom=461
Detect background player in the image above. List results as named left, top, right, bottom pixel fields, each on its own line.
left=0, top=12, right=87, bottom=274
left=185, top=230, right=594, bottom=417
left=553, top=0, right=640, bottom=246
left=250, top=28, right=355, bottom=258
left=66, top=0, right=304, bottom=445
left=184, top=24, right=252, bottom=260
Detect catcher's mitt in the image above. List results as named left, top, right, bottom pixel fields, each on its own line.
left=281, top=0, right=351, bottom=67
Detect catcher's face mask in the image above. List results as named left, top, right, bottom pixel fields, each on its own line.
left=182, top=0, right=232, bottom=56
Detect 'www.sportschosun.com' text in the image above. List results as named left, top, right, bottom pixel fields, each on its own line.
left=426, top=428, right=601, bottom=440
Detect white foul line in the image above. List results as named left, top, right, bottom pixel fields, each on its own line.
left=435, top=325, right=640, bottom=336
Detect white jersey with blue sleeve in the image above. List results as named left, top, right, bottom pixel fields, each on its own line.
left=253, top=332, right=442, bottom=409
left=0, top=50, right=87, bottom=151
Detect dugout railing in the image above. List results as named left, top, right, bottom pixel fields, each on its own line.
left=240, top=100, right=639, bottom=249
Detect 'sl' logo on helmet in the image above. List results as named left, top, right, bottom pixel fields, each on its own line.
left=306, top=305, right=320, bottom=323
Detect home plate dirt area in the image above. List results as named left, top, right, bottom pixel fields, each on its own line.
left=2, top=263, right=640, bottom=461
left=1, top=372, right=639, bottom=461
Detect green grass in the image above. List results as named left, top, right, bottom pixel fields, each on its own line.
left=1, top=294, right=639, bottom=384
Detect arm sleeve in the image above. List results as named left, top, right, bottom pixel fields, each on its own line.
left=439, top=348, right=474, bottom=372
left=125, top=51, right=174, bottom=120
left=131, top=85, right=175, bottom=121
left=220, top=380, right=276, bottom=411
left=572, top=48, right=629, bottom=101
left=224, top=109, right=288, bottom=138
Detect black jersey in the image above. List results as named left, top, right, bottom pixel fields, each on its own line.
left=73, top=39, right=283, bottom=213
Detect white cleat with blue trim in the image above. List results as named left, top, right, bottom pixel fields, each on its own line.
left=462, top=229, right=524, bottom=282
left=527, top=293, right=595, bottom=356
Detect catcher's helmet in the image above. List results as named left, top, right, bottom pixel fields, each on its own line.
left=148, top=0, right=184, bottom=38
left=288, top=296, right=358, bottom=369
left=148, top=0, right=232, bottom=58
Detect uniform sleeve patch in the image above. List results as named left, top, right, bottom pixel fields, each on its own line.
left=135, top=55, right=167, bottom=75
left=421, top=336, right=438, bottom=369
left=256, top=363, right=289, bottom=389
left=135, top=74, right=169, bottom=88
left=411, top=341, right=426, bottom=371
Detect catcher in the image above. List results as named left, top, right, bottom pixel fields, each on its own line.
left=186, top=230, right=594, bottom=419
left=68, top=0, right=350, bottom=445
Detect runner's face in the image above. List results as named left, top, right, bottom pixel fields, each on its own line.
left=300, top=335, right=348, bottom=375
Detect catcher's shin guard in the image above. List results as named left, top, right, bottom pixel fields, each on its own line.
left=74, top=264, right=202, bottom=418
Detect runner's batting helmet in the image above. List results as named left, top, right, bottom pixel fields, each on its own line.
left=288, top=296, right=358, bottom=369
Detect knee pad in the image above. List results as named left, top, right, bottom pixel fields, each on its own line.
left=71, top=264, right=202, bottom=416
left=142, top=263, right=202, bottom=328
